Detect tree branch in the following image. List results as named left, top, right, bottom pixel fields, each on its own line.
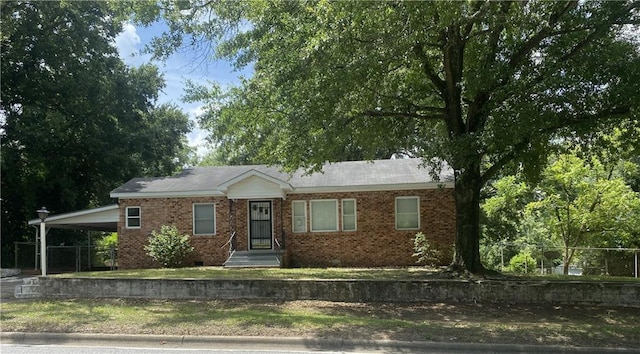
left=361, top=110, right=445, bottom=121
left=508, top=1, right=579, bottom=70
left=412, top=43, right=446, bottom=96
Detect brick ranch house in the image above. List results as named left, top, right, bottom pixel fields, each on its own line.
left=109, top=158, right=456, bottom=269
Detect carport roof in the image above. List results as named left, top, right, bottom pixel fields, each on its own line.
left=27, top=204, right=118, bottom=232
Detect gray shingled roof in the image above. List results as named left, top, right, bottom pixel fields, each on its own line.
left=110, top=159, right=453, bottom=197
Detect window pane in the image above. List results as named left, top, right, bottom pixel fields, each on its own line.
left=292, top=201, right=306, bottom=233
left=194, top=204, right=215, bottom=235
left=396, top=214, right=418, bottom=229
left=397, top=198, right=418, bottom=213
left=293, top=201, right=305, bottom=216
left=195, top=219, right=215, bottom=234
left=194, top=204, right=214, bottom=219
left=343, top=200, right=355, bottom=215
left=311, top=200, right=337, bottom=231
left=343, top=216, right=356, bottom=231
left=342, top=200, right=356, bottom=231
left=126, top=207, right=140, bottom=228
left=396, top=197, right=419, bottom=230
left=127, top=217, right=140, bottom=228
left=293, top=216, right=306, bottom=233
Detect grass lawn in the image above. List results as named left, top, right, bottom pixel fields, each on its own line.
left=2, top=298, right=639, bottom=348
left=50, top=266, right=640, bottom=282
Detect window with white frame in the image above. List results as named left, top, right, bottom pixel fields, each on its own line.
left=292, top=200, right=307, bottom=233
left=193, top=203, right=216, bottom=235
left=395, top=197, right=420, bottom=230
left=310, top=200, right=338, bottom=232
left=342, top=199, right=357, bottom=231
left=126, top=206, right=141, bottom=229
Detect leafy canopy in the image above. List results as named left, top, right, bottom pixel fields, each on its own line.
left=1, top=1, right=192, bottom=266
left=125, top=0, right=640, bottom=273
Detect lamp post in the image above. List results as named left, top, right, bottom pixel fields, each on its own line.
left=37, top=207, right=50, bottom=276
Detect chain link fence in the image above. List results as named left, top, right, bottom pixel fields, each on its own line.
left=493, top=242, right=639, bottom=278
left=14, top=242, right=117, bottom=273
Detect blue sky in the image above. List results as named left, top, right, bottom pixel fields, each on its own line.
left=114, top=21, right=252, bottom=157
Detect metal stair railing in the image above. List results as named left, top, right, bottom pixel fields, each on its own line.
left=221, top=231, right=237, bottom=263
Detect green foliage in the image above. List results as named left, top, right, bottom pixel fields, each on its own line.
left=128, top=0, right=640, bottom=272
left=528, top=153, right=640, bottom=269
left=96, top=233, right=118, bottom=250
left=1, top=1, right=192, bottom=266
left=508, top=250, right=537, bottom=274
left=413, top=232, right=442, bottom=267
left=144, top=225, right=194, bottom=268
left=94, top=233, right=118, bottom=267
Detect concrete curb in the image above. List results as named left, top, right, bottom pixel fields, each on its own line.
left=2, top=332, right=639, bottom=353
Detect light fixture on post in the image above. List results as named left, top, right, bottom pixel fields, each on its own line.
left=37, top=206, right=49, bottom=276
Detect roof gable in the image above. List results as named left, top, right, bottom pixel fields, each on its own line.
left=219, top=169, right=293, bottom=199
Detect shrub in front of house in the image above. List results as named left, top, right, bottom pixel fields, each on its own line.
left=144, top=225, right=194, bottom=268
left=413, top=232, right=442, bottom=267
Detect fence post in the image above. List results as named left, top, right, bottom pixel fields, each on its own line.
left=110, top=246, right=116, bottom=270
left=635, top=251, right=638, bottom=279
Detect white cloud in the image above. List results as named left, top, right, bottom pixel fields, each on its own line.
left=114, top=23, right=142, bottom=65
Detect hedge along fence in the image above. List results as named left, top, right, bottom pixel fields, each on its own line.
left=38, top=277, right=640, bottom=307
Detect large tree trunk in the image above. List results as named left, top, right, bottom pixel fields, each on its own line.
left=450, top=159, right=486, bottom=274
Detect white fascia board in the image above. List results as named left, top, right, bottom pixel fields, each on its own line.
left=110, top=190, right=226, bottom=199
left=28, top=204, right=119, bottom=226
left=287, top=182, right=454, bottom=195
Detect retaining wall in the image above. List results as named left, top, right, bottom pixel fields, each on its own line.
left=39, top=277, right=640, bottom=306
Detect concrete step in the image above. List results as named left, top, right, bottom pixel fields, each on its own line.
left=224, top=251, right=281, bottom=268
left=14, top=277, right=41, bottom=299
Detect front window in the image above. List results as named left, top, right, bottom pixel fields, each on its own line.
left=193, top=203, right=216, bottom=235
left=395, top=197, right=420, bottom=230
left=342, top=199, right=357, bottom=231
left=292, top=200, right=307, bottom=233
left=126, top=207, right=141, bottom=229
left=310, top=200, right=338, bottom=232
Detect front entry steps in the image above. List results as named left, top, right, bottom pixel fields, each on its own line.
left=224, top=250, right=281, bottom=268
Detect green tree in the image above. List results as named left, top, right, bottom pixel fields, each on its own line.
left=1, top=1, right=192, bottom=266
left=528, top=154, right=640, bottom=274
left=127, top=1, right=640, bottom=273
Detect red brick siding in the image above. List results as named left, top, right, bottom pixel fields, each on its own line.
left=117, top=197, right=231, bottom=269
left=117, top=188, right=455, bottom=269
left=282, top=189, right=455, bottom=267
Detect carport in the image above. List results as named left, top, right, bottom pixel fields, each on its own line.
left=24, top=205, right=119, bottom=273
left=27, top=204, right=118, bottom=232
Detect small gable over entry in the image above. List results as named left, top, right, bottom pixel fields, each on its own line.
left=218, top=169, right=293, bottom=199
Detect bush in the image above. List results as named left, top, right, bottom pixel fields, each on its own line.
left=413, top=232, right=442, bottom=267
left=509, top=250, right=536, bottom=274
left=144, top=225, right=194, bottom=268
left=95, top=232, right=118, bottom=267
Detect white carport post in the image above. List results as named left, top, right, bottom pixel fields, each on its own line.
left=37, top=207, right=50, bottom=276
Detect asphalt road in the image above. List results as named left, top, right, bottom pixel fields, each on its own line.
left=1, top=345, right=346, bottom=354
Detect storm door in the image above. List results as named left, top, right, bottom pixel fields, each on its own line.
left=249, top=201, right=272, bottom=250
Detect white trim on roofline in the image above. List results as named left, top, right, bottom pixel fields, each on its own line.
left=110, top=190, right=226, bottom=199
left=27, top=204, right=119, bottom=226
left=287, top=182, right=454, bottom=194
